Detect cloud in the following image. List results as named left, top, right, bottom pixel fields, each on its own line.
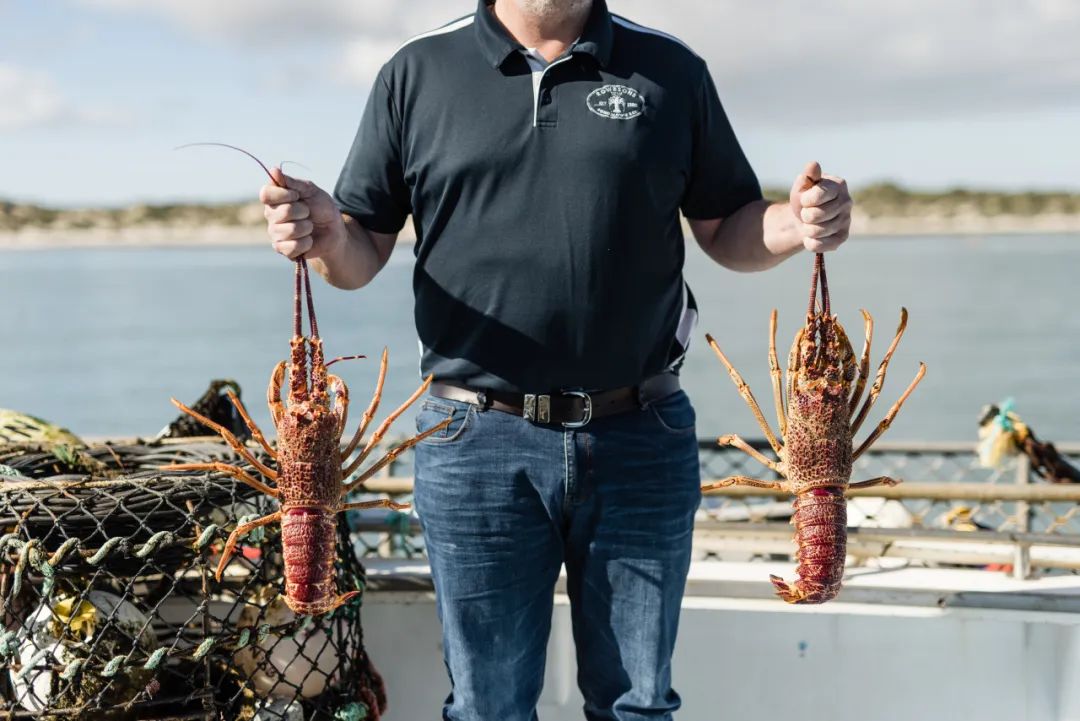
left=74, top=1, right=1080, bottom=126
left=0, top=64, right=128, bottom=131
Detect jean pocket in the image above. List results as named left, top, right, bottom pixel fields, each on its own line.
left=415, top=398, right=474, bottom=444
left=647, top=390, right=697, bottom=434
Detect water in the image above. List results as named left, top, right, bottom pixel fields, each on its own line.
left=1, top=234, right=1077, bottom=442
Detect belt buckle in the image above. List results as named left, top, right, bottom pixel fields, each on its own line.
left=561, top=391, right=592, bottom=429
left=523, top=394, right=552, bottom=423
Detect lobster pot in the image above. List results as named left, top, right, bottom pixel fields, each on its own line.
left=0, top=441, right=384, bottom=721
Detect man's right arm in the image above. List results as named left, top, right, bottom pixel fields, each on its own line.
left=262, top=168, right=398, bottom=290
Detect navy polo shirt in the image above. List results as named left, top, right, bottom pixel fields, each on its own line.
left=334, top=0, right=761, bottom=393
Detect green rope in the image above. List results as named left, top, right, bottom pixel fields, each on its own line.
left=13, top=647, right=52, bottom=681
left=87, top=537, right=124, bottom=565
left=48, top=537, right=80, bottom=566
left=194, top=524, right=220, bottom=549
left=0, top=630, right=20, bottom=658
left=58, top=658, right=85, bottom=681
left=102, top=655, right=126, bottom=677
left=334, top=702, right=368, bottom=721
left=193, top=637, right=215, bottom=660
left=143, top=648, right=168, bottom=670
left=135, top=531, right=175, bottom=558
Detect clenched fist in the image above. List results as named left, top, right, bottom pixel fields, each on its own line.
left=261, top=168, right=346, bottom=260
left=788, top=161, right=852, bottom=253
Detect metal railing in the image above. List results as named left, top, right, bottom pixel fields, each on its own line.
left=350, top=439, right=1080, bottom=580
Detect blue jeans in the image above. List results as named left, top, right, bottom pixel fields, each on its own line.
left=413, top=389, right=701, bottom=721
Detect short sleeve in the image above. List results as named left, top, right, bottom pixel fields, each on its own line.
left=680, top=65, right=763, bottom=220
left=333, top=67, right=412, bottom=234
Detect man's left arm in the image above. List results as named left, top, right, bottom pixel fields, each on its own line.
left=689, top=160, right=853, bottom=273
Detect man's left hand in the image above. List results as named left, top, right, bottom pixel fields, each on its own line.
left=788, top=161, right=852, bottom=252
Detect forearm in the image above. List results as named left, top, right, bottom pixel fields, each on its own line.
left=309, top=215, right=392, bottom=290
left=699, top=200, right=804, bottom=272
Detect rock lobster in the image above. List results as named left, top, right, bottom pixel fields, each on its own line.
left=166, top=145, right=449, bottom=616
left=704, top=253, right=926, bottom=604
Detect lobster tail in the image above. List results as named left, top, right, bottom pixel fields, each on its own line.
left=772, top=487, right=847, bottom=604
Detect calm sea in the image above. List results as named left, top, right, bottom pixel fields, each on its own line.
left=1, top=234, right=1077, bottom=443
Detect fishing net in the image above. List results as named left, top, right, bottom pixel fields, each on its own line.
left=0, top=439, right=386, bottom=721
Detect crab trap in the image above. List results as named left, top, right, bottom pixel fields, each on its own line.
left=0, top=439, right=388, bottom=721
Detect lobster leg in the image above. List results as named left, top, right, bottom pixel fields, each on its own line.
left=852, top=363, right=927, bottom=460
left=338, top=499, right=412, bottom=512
left=341, top=418, right=452, bottom=495
left=329, top=374, right=349, bottom=439
left=225, top=390, right=276, bottom=459
left=268, top=361, right=286, bottom=427
left=170, top=399, right=278, bottom=481
left=768, top=310, right=787, bottom=437
left=786, top=327, right=804, bottom=418
left=215, top=511, right=282, bottom=581
left=342, top=348, right=389, bottom=460
left=344, top=375, right=435, bottom=478
left=848, top=476, right=901, bottom=490
left=705, top=334, right=783, bottom=455
left=702, top=476, right=787, bottom=493
left=850, top=308, right=909, bottom=435
left=848, top=310, right=874, bottom=414
left=719, top=434, right=782, bottom=473
left=165, top=462, right=277, bottom=497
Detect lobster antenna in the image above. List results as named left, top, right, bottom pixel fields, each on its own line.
left=301, top=258, right=320, bottom=339
left=818, top=253, right=831, bottom=318
left=175, top=142, right=277, bottom=185
left=294, top=261, right=304, bottom=338
left=176, top=142, right=315, bottom=340
left=326, top=355, right=367, bottom=368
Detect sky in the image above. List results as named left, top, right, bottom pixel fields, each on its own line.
left=2, top=0, right=1079, bottom=207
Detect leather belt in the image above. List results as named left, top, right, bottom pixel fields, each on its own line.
left=429, top=372, right=681, bottom=428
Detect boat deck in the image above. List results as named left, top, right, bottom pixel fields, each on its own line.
left=362, top=559, right=1080, bottom=721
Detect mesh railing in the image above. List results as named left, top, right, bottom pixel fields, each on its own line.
left=356, top=438, right=1080, bottom=573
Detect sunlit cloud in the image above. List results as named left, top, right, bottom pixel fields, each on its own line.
left=73, top=1, right=1080, bottom=126
left=0, top=64, right=128, bottom=131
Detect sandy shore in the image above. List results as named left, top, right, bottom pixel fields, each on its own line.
left=1, top=212, right=1078, bottom=250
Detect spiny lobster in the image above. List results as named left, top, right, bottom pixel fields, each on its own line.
left=166, top=145, right=450, bottom=616
left=704, top=253, right=926, bottom=604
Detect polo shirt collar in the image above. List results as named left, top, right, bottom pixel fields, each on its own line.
left=475, top=0, right=614, bottom=69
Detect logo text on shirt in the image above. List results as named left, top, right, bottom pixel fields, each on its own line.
left=586, top=85, right=645, bottom=120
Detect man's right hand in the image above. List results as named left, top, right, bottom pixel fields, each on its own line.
left=261, top=168, right=346, bottom=260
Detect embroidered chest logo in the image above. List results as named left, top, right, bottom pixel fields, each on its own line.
left=586, top=85, right=645, bottom=120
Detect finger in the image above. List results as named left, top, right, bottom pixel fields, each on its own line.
left=260, top=184, right=299, bottom=205
left=800, top=178, right=842, bottom=208
left=273, top=236, right=313, bottom=260
left=269, top=220, right=314, bottom=242
left=800, top=197, right=853, bottom=225
left=281, top=173, right=323, bottom=200
left=265, top=202, right=311, bottom=224
left=803, top=230, right=849, bottom=253
left=802, top=215, right=849, bottom=240
left=795, top=161, right=822, bottom=193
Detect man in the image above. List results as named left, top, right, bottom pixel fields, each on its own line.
left=261, top=0, right=852, bottom=718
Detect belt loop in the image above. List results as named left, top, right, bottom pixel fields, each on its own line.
left=635, top=383, right=647, bottom=410
left=476, top=390, right=488, bottom=410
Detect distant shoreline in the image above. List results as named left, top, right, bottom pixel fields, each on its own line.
left=2, top=213, right=1078, bottom=250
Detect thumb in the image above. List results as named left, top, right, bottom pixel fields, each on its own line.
left=278, top=170, right=319, bottom=200
left=790, top=160, right=822, bottom=218
left=269, top=166, right=288, bottom=190
left=795, top=161, right=822, bottom=193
